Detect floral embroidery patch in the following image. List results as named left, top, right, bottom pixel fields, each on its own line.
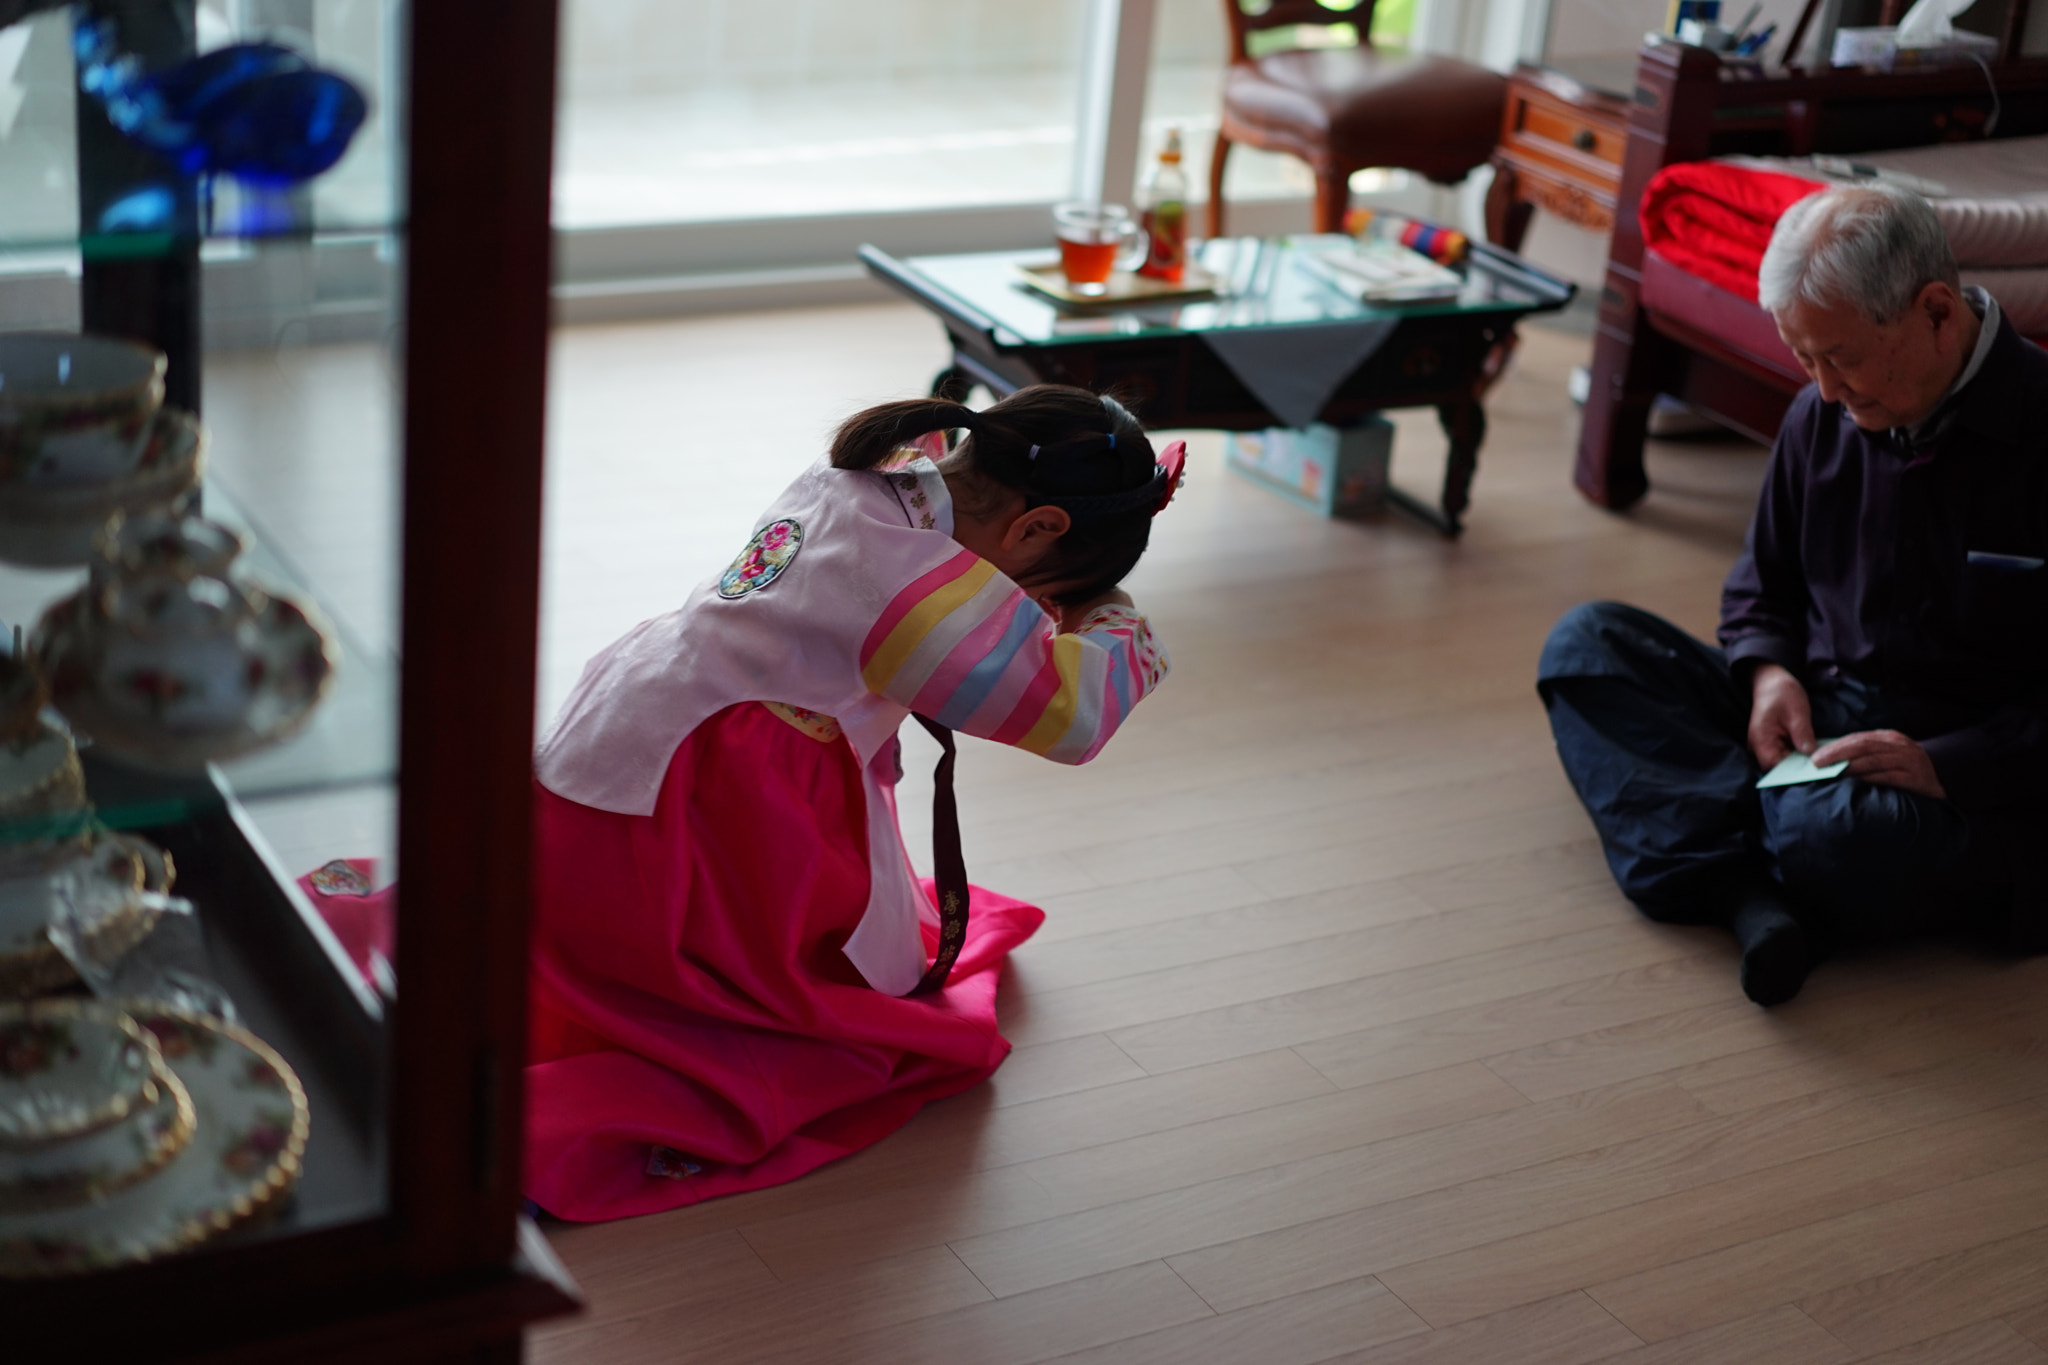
left=646, top=1145, right=703, bottom=1179
left=717, top=518, right=804, bottom=599
left=763, top=701, right=844, bottom=743
left=308, top=859, right=373, bottom=897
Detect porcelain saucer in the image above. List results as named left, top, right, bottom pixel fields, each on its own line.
left=0, top=1006, right=308, bottom=1277
left=36, top=585, right=335, bottom=772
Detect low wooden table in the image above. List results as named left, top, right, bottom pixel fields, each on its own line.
left=860, top=237, right=1575, bottom=536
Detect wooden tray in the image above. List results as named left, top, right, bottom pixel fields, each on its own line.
left=1015, top=260, right=1220, bottom=308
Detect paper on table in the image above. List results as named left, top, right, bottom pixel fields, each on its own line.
left=1757, top=745, right=1849, bottom=789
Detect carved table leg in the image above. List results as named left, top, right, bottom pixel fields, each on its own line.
left=1484, top=156, right=1536, bottom=253
left=1382, top=396, right=1485, bottom=538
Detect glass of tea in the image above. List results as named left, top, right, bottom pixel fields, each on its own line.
left=1054, top=202, right=1147, bottom=296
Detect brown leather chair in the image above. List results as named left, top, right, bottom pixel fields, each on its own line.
left=1209, top=0, right=1509, bottom=236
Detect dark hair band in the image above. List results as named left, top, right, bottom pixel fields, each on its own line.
left=1028, top=432, right=1113, bottom=462
left=1040, top=463, right=1170, bottom=520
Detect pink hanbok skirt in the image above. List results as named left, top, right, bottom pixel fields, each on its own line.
left=524, top=701, right=1042, bottom=1221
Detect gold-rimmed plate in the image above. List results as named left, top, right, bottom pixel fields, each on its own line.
left=0, top=1007, right=308, bottom=1277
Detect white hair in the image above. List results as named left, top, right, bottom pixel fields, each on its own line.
left=1757, top=183, right=1958, bottom=323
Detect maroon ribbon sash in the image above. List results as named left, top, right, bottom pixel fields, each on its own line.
left=908, top=714, right=969, bottom=995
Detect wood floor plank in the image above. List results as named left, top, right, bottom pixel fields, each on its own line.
left=985, top=1035, right=1147, bottom=1108
left=1014, top=877, right=1449, bottom=994
left=732, top=1050, right=1339, bottom=1280
left=1235, top=800, right=1597, bottom=902
left=1484, top=995, right=1819, bottom=1102
left=1665, top=959, right=2048, bottom=1115
left=1398, top=836, right=1614, bottom=912
left=1041, top=1276, right=1427, bottom=1365
left=744, top=1261, right=1212, bottom=1365
left=1105, top=922, right=1703, bottom=1076
left=2008, top=1302, right=2048, bottom=1352
left=1850, top=1322, right=2048, bottom=1365
left=1315, top=1292, right=1642, bottom=1365
left=1378, top=1099, right=2048, bottom=1328
left=1581, top=1305, right=1852, bottom=1365
left=1162, top=1079, right=1956, bottom=1318
left=952, top=1076, right=1706, bottom=1300
left=1056, top=763, right=1572, bottom=891
left=1585, top=1157, right=2048, bottom=1344
left=1024, top=866, right=1278, bottom=948
left=1001, top=889, right=1657, bottom=1051
left=947, top=722, right=1561, bottom=867
left=1799, top=1224, right=2048, bottom=1357
left=529, top=1224, right=774, bottom=1322
left=1019, top=1061, right=1528, bottom=1213
left=526, top=1244, right=992, bottom=1365
left=1292, top=951, right=1732, bottom=1092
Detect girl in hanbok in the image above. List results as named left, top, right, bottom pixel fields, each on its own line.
left=525, top=385, right=1180, bottom=1220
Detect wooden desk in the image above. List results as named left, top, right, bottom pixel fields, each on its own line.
left=1486, top=57, right=1636, bottom=253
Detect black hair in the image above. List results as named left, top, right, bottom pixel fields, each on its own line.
left=830, top=384, right=1158, bottom=605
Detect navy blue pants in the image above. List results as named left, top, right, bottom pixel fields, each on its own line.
left=1537, top=601, right=1985, bottom=947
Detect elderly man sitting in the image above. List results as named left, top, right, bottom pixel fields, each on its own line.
left=1539, top=184, right=2048, bottom=1005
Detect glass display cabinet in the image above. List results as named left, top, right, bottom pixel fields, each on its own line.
left=1, top=1, right=577, bottom=1357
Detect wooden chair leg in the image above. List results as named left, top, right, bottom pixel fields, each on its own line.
left=1313, top=167, right=1350, bottom=234
left=1207, top=132, right=1232, bottom=238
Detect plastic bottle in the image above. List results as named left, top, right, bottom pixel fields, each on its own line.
left=1136, top=128, right=1188, bottom=283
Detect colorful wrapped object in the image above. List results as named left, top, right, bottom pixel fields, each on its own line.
left=1342, top=208, right=1470, bottom=265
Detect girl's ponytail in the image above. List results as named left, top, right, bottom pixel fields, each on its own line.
left=830, top=398, right=990, bottom=470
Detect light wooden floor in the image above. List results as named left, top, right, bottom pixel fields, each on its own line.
left=527, top=301, right=2048, bottom=1365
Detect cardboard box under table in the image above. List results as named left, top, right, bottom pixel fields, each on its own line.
left=1226, top=418, right=1393, bottom=517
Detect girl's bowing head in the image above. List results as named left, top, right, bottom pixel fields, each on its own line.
left=829, top=385, right=1170, bottom=609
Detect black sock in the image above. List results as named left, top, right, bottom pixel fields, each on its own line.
left=1730, top=886, right=1818, bottom=1007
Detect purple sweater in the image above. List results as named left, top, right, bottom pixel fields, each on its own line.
left=1719, top=312, right=2048, bottom=813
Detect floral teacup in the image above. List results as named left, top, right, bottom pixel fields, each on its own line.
left=0, top=333, right=167, bottom=486
left=0, top=1001, right=160, bottom=1148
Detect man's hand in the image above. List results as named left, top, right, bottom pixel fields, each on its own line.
left=1748, top=662, right=1816, bottom=769
left=1812, top=731, right=1947, bottom=799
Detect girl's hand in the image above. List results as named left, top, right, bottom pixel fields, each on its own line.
left=1056, top=588, right=1133, bottom=634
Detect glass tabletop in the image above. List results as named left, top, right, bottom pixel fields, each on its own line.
left=895, top=236, right=1572, bottom=349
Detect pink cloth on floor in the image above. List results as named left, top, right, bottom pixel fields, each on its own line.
left=524, top=700, right=1042, bottom=1221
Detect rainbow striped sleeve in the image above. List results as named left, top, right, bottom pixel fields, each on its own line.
left=860, top=551, right=1169, bottom=764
